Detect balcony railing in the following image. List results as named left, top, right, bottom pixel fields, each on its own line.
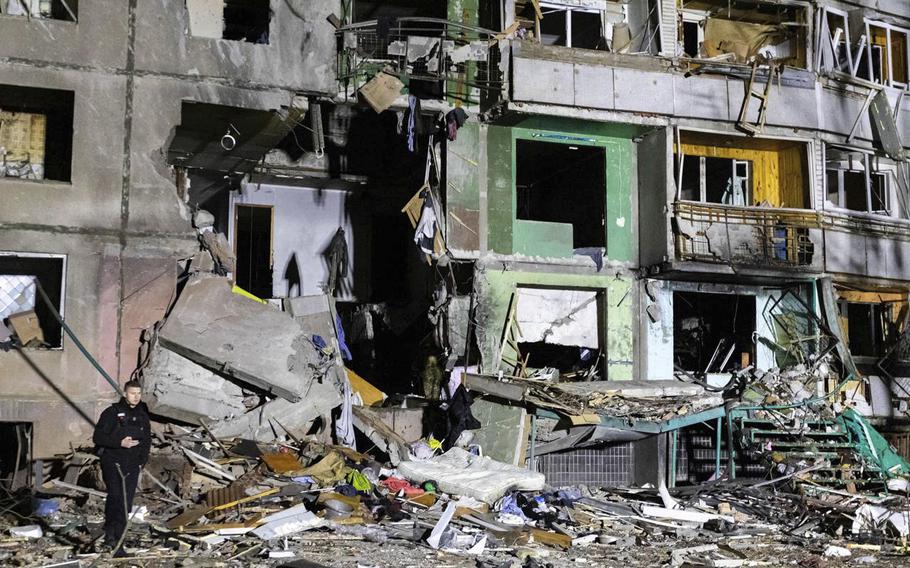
left=673, top=201, right=821, bottom=268
left=336, top=17, right=502, bottom=105
left=673, top=201, right=910, bottom=270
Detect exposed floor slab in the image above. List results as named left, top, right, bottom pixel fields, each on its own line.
left=158, top=275, right=324, bottom=402
left=143, top=344, right=247, bottom=424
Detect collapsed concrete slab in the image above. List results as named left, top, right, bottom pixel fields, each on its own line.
left=158, top=275, right=324, bottom=402
left=209, top=379, right=341, bottom=442
left=143, top=344, right=247, bottom=424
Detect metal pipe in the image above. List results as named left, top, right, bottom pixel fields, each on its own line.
left=715, top=417, right=722, bottom=479
left=34, top=280, right=122, bottom=396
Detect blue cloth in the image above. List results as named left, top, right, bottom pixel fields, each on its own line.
left=312, top=335, right=327, bottom=350
left=336, top=315, right=352, bottom=360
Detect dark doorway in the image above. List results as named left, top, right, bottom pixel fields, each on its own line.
left=674, top=291, right=756, bottom=373
left=234, top=205, right=273, bottom=299
left=516, top=139, right=606, bottom=248
left=0, top=422, right=32, bottom=491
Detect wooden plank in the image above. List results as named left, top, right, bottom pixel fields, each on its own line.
left=46, top=479, right=107, bottom=498
left=261, top=452, right=303, bottom=473
left=464, top=373, right=528, bottom=401
left=166, top=504, right=212, bottom=531
left=523, top=528, right=572, bottom=549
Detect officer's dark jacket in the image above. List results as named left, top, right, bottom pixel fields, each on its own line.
left=92, top=398, right=151, bottom=467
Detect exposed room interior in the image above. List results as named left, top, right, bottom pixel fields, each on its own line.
left=673, top=290, right=756, bottom=374
left=516, top=138, right=606, bottom=249
left=675, top=131, right=810, bottom=209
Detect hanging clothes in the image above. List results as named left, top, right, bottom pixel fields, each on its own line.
left=325, top=227, right=349, bottom=296
left=445, top=107, right=468, bottom=141
left=444, top=384, right=481, bottom=450
left=335, top=374, right=356, bottom=450
left=407, top=95, right=422, bottom=152
left=413, top=189, right=438, bottom=255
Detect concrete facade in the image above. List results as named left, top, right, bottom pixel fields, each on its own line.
left=2, top=0, right=910, bottom=460
left=0, top=0, right=338, bottom=457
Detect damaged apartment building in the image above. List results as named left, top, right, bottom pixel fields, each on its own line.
left=2, top=0, right=910, bottom=495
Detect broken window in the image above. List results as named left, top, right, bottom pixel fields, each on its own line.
left=0, top=422, right=32, bottom=491
left=677, top=155, right=751, bottom=205
left=674, top=291, right=755, bottom=374
left=233, top=205, right=273, bottom=299
left=515, top=287, right=604, bottom=379
left=837, top=290, right=908, bottom=360
left=675, top=132, right=809, bottom=208
left=0, top=85, right=74, bottom=182
left=0, top=0, right=77, bottom=21
left=688, top=1, right=808, bottom=68
left=538, top=3, right=604, bottom=50
left=186, top=0, right=271, bottom=44
left=863, top=22, right=909, bottom=87
left=816, top=8, right=854, bottom=75
left=0, top=253, right=65, bottom=349
left=352, top=0, right=447, bottom=22
left=516, top=139, right=606, bottom=249
left=825, top=147, right=895, bottom=217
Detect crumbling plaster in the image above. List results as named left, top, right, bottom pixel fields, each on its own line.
left=135, top=0, right=337, bottom=94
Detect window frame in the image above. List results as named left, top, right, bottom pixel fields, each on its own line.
left=0, top=251, right=67, bottom=351
left=0, top=0, right=77, bottom=23
left=677, top=154, right=753, bottom=206
left=817, top=7, right=854, bottom=75
left=679, top=8, right=709, bottom=58
left=824, top=146, right=897, bottom=218
left=538, top=2, right=605, bottom=49
left=863, top=19, right=910, bottom=88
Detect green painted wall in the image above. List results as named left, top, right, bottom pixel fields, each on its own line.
left=446, top=121, right=482, bottom=251
left=474, top=263, right=636, bottom=380
left=487, top=124, right=514, bottom=253
left=486, top=117, right=636, bottom=262
left=443, top=116, right=639, bottom=379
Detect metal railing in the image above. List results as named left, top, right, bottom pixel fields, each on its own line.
left=673, top=201, right=820, bottom=268
left=336, top=17, right=503, bottom=104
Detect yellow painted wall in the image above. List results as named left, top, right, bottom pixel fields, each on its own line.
left=677, top=142, right=806, bottom=208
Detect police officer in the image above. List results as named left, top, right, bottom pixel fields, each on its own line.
left=92, top=380, right=150, bottom=551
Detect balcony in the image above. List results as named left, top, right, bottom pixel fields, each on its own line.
left=672, top=201, right=822, bottom=271
left=335, top=18, right=503, bottom=108
left=670, top=200, right=910, bottom=282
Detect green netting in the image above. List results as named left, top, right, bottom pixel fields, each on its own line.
left=837, top=408, right=910, bottom=479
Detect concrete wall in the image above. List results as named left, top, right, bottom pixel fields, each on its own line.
left=0, top=0, right=338, bottom=457
left=509, top=41, right=910, bottom=153
left=637, top=128, right=671, bottom=268
left=824, top=227, right=910, bottom=282
left=230, top=182, right=371, bottom=301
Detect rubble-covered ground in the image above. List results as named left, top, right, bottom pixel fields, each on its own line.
left=2, top=426, right=909, bottom=568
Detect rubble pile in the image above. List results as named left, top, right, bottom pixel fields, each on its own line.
left=2, top=243, right=910, bottom=567
left=2, top=427, right=910, bottom=567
